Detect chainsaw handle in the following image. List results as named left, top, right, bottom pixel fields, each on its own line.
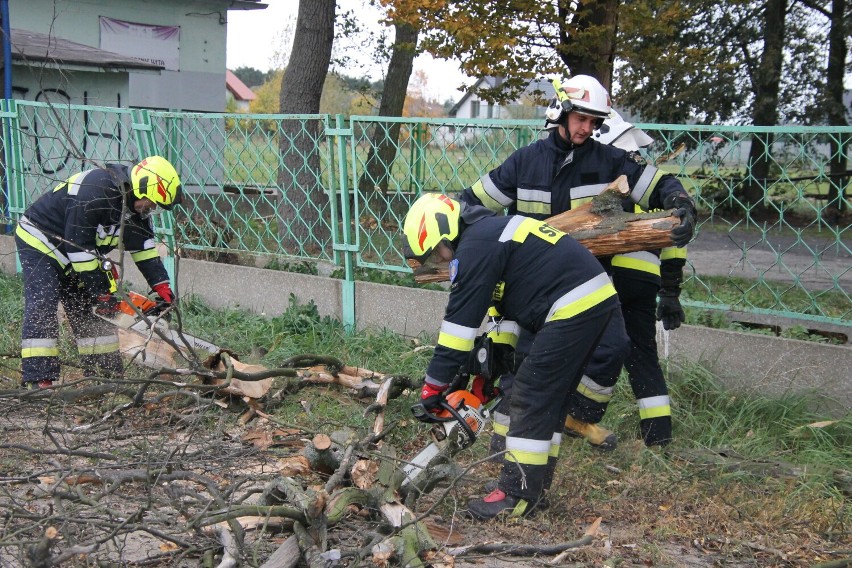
left=144, top=300, right=173, bottom=319
left=410, top=399, right=477, bottom=444
left=411, top=401, right=454, bottom=424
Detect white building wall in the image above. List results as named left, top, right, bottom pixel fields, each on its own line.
left=9, top=0, right=228, bottom=111
left=10, top=66, right=129, bottom=107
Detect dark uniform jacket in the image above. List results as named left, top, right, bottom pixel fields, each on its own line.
left=425, top=213, right=618, bottom=386
left=459, top=128, right=688, bottom=283
left=459, top=128, right=683, bottom=217
left=16, top=164, right=169, bottom=295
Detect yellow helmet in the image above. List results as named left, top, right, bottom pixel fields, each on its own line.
left=402, top=193, right=461, bottom=263
left=130, top=156, right=183, bottom=210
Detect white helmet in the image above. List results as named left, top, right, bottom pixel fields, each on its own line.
left=545, top=75, right=612, bottom=127
left=593, top=109, right=654, bottom=151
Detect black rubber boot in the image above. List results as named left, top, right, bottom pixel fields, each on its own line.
left=466, top=488, right=540, bottom=520
left=481, top=480, right=550, bottom=510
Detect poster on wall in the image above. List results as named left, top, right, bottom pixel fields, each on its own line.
left=99, top=17, right=180, bottom=71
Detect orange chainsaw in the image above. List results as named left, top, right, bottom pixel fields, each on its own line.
left=96, top=290, right=219, bottom=355
left=402, top=378, right=502, bottom=495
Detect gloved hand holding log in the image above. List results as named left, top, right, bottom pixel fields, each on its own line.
left=409, top=176, right=682, bottom=283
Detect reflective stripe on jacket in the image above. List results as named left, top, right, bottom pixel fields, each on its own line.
left=20, top=164, right=169, bottom=294
left=425, top=214, right=617, bottom=386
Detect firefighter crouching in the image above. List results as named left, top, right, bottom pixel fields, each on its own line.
left=403, top=193, right=619, bottom=520
left=15, top=156, right=182, bottom=389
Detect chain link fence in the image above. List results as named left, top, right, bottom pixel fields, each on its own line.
left=2, top=101, right=849, bottom=333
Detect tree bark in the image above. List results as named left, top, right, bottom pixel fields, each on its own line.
left=742, top=0, right=787, bottom=209
left=277, top=0, right=335, bottom=254
left=557, top=0, right=619, bottom=85
left=824, top=0, right=848, bottom=219
left=358, top=20, right=419, bottom=222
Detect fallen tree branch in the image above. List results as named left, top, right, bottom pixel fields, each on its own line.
left=447, top=536, right=594, bottom=557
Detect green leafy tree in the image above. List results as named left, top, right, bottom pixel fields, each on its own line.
left=231, top=66, right=269, bottom=89
left=250, top=70, right=285, bottom=115
left=382, top=0, right=619, bottom=102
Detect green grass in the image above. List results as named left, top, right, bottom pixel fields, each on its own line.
left=0, top=270, right=849, bottom=563
left=0, top=274, right=23, bottom=356
left=683, top=274, right=850, bottom=320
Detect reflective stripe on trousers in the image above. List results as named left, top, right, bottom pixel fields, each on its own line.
left=16, top=235, right=122, bottom=384
left=498, top=305, right=615, bottom=501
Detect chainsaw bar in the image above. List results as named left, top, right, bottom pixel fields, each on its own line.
left=95, top=291, right=219, bottom=355
left=127, top=318, right=219, bottom=354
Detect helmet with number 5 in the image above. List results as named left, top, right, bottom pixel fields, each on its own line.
left=402, top=193, right=461, bottom=264
left=130, top=156, right=183, bottom=210
left=545, top=74, right=612, bottom=128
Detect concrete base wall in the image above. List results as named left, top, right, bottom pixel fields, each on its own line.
left=2, top=235, right=849, bottom=414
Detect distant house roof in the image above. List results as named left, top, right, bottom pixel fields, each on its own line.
left=449, top=76, right=556, bottom=117
left=6, top=28, right=164, bottom=72
left=226, top=70, right=257, bottom=102
left=218, top=0, right=268, bottom=9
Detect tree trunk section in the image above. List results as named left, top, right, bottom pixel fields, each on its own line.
left=358, top=21, right=419, bottom=219
left=825, top=0, right=848, bottom=220
left=557, top=0, right=619, bottom=85
left=277, top=0, right=335, bottom=255
left=741, top=0, right=787, bottom=210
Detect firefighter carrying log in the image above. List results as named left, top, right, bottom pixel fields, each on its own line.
left=15, top=156, right=182, bottom=389
left=459, top=74, right=696, bottom=450
left=403, top=193, right=619, bottom=519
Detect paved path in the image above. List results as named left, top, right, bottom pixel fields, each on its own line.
left=687, top=225, right=851, bottom=291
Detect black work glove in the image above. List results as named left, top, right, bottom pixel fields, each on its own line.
left=412, top=382, right=449, bottom=423
left=658, top=258, right=686, bottom=330
left=664, top=192, right=697, bottom=247
left=657, top=290, right=685, bottom=330
left=94, top=293, right=121, bottom=317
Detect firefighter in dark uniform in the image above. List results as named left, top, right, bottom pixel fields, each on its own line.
left=404, top=193, right=619, bottom=519
left=574, top=109, right=689, bottom=447
left=15, top=156, right=182, bottom=388
left=459, top=75, right=696, bottom=449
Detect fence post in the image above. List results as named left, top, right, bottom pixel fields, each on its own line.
left=1, top=99, right=24, bottom=226
left=130, top=109, right=177, bottom=283
left=329, top=114, right=357, bottom=332
left=1, top=99, right=24, bottom=270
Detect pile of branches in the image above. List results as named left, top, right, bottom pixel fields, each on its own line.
left=0, top=340, right=598, bottom=568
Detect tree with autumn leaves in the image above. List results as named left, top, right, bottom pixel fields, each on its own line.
left=378, top=0, right=848, bottom=210
left=274, top=0, right=848, bottom=225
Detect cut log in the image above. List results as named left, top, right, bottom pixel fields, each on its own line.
left=303, top=434, right=341, bottom=474
left=410, top=175, right=681, bottom=283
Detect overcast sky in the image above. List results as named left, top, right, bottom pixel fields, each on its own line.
left=225, top=1, right=471, bottom=103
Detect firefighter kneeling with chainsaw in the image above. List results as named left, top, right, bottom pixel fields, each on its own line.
left=15, top=156, right=182, bottom=389
left=403, top=193, right=619, bottom=520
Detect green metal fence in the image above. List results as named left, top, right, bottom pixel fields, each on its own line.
left=2, top=101, right=849, bottom=334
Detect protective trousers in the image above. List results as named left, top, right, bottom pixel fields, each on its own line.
left=490, top=307, right=628, bottom=451
left=568, top=269, right=672, bottom=445
left=498, top=308, right=613, bottom=501
left=17, top=236, right=122, bottom=385
left=616, top=271, right=672, bottom=445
